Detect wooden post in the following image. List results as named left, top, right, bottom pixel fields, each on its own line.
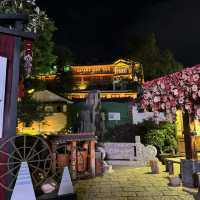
left=52, top=143, right=57, bottom=173
left=70, top=141, right=77, bottom=180
left=0, top=14, right=35, bottom=199
left=183, top=111, right=196, bottom=159
left=89, top=141, right=96, bottom=177
left=168, top=160, right=174, bottom=175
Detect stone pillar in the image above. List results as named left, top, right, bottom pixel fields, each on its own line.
left=70, top=141, right=77, bottom=180
left=90, top=141, right=96, bottom=176
left=181, top=159, right=200, bottom=187
left=135, top=136, right=141, bottom=143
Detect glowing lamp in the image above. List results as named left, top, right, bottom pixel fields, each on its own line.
left=27, top=88, right=35, bottom=94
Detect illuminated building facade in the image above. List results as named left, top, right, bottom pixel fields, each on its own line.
left=66, top=59, right=144, bottom=100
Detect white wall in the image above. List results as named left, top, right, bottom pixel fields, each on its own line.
left=132, top=106, right=165, bottom=124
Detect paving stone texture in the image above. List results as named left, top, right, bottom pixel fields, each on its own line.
left=75, top=164, right=197, bottom=200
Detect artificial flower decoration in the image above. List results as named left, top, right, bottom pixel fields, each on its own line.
left=141, top=64, right=200, bottom=121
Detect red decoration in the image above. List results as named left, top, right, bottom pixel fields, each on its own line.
left=141, top=64, right=200, bottom=120
left=24, top=40, right=33, bottom=78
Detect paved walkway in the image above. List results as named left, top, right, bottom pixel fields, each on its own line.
left=75, top=164, right=197, bottom=200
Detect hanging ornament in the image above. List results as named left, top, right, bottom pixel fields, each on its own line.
left=24, top=40, right=33, bottom=78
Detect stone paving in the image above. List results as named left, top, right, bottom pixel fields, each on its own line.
left=74, top=164, right=197, bottom=200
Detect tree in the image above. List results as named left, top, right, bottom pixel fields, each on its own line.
left=55, top=45, right=75, bottom=73
left=46, top=45, right=76, bottom=95
left=126, top=33, right=183, bottom=81
left=0, top=0, right=57, bottom=76
left=0, top=0, right=57, bottom=125
left=32, top=20, right=57, bottom=75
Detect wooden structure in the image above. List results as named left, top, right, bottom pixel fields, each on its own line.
left=0, top=14, right=35, bottom=199
left=51, top=133, right=97, bottom=180
left=0, top=135, right=52, bottom=191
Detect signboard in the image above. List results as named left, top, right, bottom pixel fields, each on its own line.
left=0, top=56, right=7, bottom=138
left=11, top=162, right=36, bottom=200
left=58, top=166, right=74, bottom=196
left=108, top=112, right=120, bottom=121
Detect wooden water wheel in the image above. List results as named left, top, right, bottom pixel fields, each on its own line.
left=0, top=135, right=53, bottom=191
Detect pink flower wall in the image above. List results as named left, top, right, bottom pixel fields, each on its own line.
left=141, top=65, right=200, bottom=121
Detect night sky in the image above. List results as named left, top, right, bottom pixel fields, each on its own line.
left=37, top=0, right=200, bottom=66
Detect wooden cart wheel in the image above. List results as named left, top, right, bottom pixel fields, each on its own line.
left=0, top=135, right=53, bottom=191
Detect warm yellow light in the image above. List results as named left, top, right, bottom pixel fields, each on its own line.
left=27, top=88, right=35, bottom=94
left=78, top=83, right=87, bottom=90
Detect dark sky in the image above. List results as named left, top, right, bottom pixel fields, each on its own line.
left=37, top=0, right=200, bottom=66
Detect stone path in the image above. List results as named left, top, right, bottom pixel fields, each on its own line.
left=75, top=164, right=197, bottom=200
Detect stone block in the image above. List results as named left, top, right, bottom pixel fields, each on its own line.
left=181, top=159, right=200, bottom=187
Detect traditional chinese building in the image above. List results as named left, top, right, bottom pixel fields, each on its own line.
left=66, top=59, right=143, bottom=100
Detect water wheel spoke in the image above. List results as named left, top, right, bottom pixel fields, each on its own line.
left=28, top=159, right=51, bottom=163
left=25, top=137, right=40, bottom=160
left=0, top=182, right=12, bottom=192
left=0, top=161, right=21, bottom=166
left=0, top=164, right=20, bottom=178
left=27, top=146, right=48, bottom=161
left=29, top=163, right=47, bottom=179
left=10, top=139, right=23, bottom=160
left=31, top=173, right=37, bottom=185
left=23, top=135, right=26, bottom=159
left=8, top=176, right=16, bottom=189
left=0, top=150, right=21, bottom=162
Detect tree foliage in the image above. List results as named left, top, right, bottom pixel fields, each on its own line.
left=32, top=20, right=57, bottom=75
left=126, top=33, right=183, bottom=81
left=17, top=95, right=45, bottom=126
left=0, top=0, right=57, bottom=76
left=0, top=0, right=57, bottom=124
left=144, top=122, right=177, bottom=154
left=55, top=45, right=75, bottom=73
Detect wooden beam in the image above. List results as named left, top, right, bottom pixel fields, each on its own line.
left=0, top=13, right=28, bottom=21
left=89, top=141, right=96, bottom=176
left=70, top=141, right=77, bottom=180
left=0, top=26, right=36, bottom=40
left=183, top=111, right=196, bottom=159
